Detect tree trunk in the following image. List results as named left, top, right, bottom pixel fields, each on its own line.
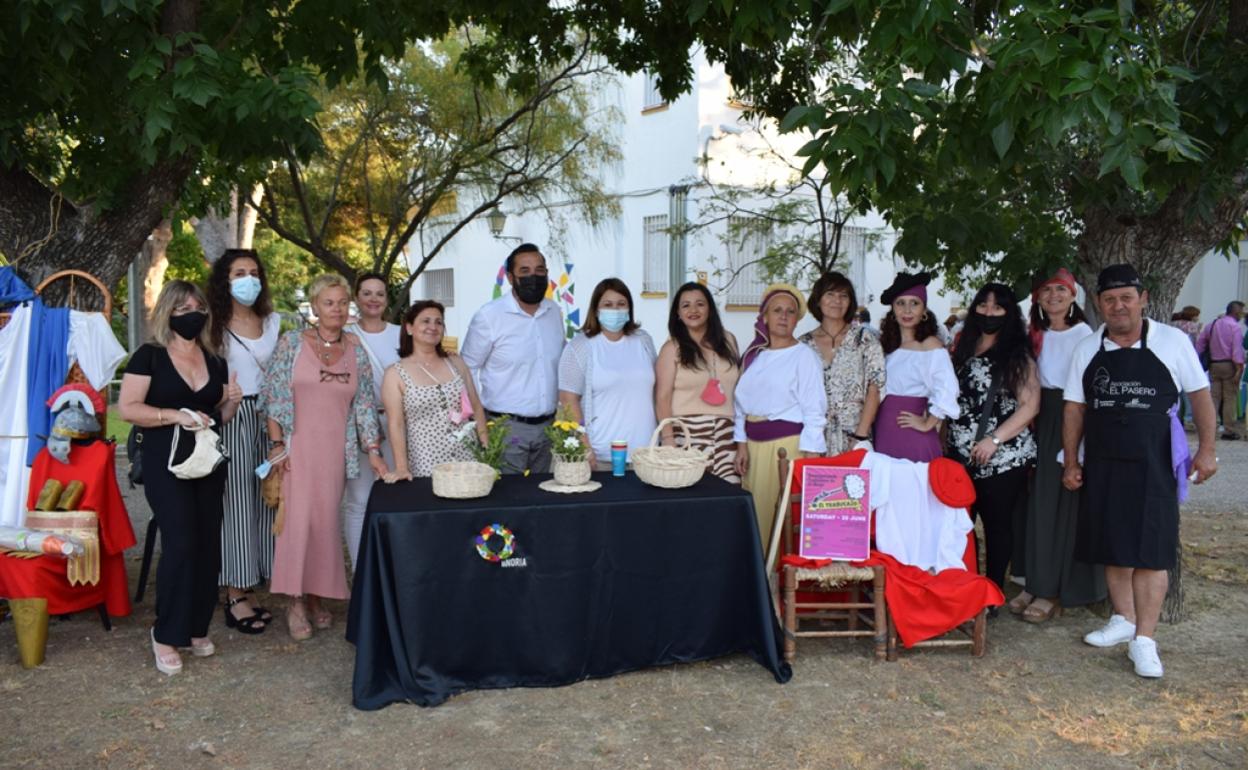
left=1074, top=177, right=1248, bottom=624
left=127, top=219, right=174, bottom=345
left=191, top=184, right=263, bottom=263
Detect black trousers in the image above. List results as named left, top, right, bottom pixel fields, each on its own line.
left=972, top=466, right=1029, bottom=591
left=143, top=452, right=226, bottom=647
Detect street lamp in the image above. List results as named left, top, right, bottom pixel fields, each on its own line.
left=486, top=208, right=507, bottom=237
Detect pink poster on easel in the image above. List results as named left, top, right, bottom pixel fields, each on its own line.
left=798, top=466, right=871, bottom=561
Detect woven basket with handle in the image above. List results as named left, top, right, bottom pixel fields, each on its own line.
left=631, top=417, right=710, bottom=489
left=432, top=461, right=497, bottom=499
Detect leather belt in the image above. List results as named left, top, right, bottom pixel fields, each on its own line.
left=486, top=410, right=555, bottom=426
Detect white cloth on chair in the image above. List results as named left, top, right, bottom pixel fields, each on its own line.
left=861, top=450, right=972, bottom=572
left=0, top=304, right=33, bottom=527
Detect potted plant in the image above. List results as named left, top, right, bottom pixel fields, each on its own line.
left=545, top=405, right=591, bottom=486
left=460, top=415, right=511, bottom=478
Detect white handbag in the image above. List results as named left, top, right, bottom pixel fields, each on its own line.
left=167, top=408, right=228, bottom=480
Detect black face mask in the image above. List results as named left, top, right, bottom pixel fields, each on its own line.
left=170, top=311, right=208, bottom=341
left=513, top=274, right=548, bottom=304
left=977, top=312, right=1007, bottom=335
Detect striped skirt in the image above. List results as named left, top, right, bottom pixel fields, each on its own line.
left=673, top=414, right=740, bottom=484
left=218, top=397, right=276, bottom=588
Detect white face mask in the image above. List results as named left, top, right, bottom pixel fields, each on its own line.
left=230, top=276, right=263, bottom=306
left=167, top=410, right=227, bottom=480
left=598, top=309, right=629, bottom=332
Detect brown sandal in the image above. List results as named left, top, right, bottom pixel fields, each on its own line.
left=1021, top=600, right=1062, bottom=624
left=1006, top=593, right=1032, bottom=615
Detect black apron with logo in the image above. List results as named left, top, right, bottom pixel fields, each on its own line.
left=1076, top=321, right=1179, bottom=569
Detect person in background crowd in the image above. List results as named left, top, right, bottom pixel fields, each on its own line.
left=559, top=278, right=657, bottom=470
left=341, top=273, right=400, bottom=571
left=798, top=271, right=886, bottom=456
left=1195, top=300, right=1245, bottom=439
left=1064, top=264, right=1216, bottom=679
left=119, top=280, right=243, bottom=675
left=1170, top=305, right=1202, bottom=424
left=260, top=274, right=385, bottom=641
left=382, top=300, right=487, bottom=478
left=460, top=243, right=565, bottom=473
left=734, top=284, right=828, bottom=545
left=1013, top=268, right=1104, bottom=623
left=948, top=284, right=1039, bottom=601
left=873, top=272, right=959, bottom=461
left=856, top=307, right=879, bottom=336
left=654, top=282, right=741, bottom=481
left=207, top=249, right=281, bottom=635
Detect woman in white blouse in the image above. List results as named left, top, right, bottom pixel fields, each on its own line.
left=342, top=272, right=401, bottom=572
left=872, top=272, right=959, bottom=462
left=558, top=278, right=657, bottom=470
left=1012, top=268, right=1105, bottom=622
left=734, top=284, right=828, bottom=546
left=207, top=248, right=282, bottom=634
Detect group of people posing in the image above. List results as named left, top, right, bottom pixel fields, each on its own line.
left=119, top=242, right=1217, bottom=682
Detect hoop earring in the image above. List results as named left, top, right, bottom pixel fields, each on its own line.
left=1067, top=303, right=1075, bottom=320
left=1038, top=306, right=1047, bottom=321
left=923, top=311, right=930, bottom=322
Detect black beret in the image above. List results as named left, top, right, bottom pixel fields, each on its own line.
left=880, top=271, right=932, bottom=305
left=1095, top=264, right=1143, bottom=294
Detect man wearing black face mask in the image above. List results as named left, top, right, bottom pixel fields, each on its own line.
left=461, top=243, right=566, bottom=473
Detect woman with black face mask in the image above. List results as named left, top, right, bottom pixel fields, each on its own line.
left=948, top=283, right=1040, bottom=601
left=118, top=280, right=243, bottom=675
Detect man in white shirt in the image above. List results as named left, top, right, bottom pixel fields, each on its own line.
left=1062, top=264, right=1217, bottom=679
left=460, top=243, right=566, bottom=473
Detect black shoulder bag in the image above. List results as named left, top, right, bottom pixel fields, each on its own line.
left=126, top=425, right=143, bottom=487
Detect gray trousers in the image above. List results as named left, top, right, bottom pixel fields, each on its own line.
left=501, top=419, right=554, bottom=474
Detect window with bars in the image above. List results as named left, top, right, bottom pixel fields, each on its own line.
left=642, top=70, right=667, bottom=111
left=724, top=216, right=771, bottom=306
left=424, top=268, right=454, bottom=308
left=642, top=215, right=670, bottom=294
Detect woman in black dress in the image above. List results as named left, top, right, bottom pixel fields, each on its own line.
left=118, top=280, right=242, bottom=675
left=947, top=283, right=1039, bottom=597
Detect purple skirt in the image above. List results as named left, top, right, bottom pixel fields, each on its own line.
left=874, top=395, right=943, bottom=462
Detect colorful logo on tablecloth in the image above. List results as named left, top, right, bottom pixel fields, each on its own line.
left=475, top=523, right=525, bottom=566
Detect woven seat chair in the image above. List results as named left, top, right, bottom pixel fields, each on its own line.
left=774, top=448, right=887, bottom=662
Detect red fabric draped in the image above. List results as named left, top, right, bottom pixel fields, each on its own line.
left=779, top=451, right=1003, bottom=647
left=0, top=441, right=135, bottom=617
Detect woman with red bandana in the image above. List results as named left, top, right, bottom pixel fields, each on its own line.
left=1010, top=268, right=1105, bottom=622
left=873, top=272, right=959, bottom=461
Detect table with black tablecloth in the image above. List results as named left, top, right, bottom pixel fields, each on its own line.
left=345, top=472, right=792, bottom=709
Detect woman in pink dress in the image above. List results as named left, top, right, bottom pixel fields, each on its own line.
left=260, top=274, right=386, bottom=640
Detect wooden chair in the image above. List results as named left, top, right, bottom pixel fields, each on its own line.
left=774, top=448, right=888, bottom=662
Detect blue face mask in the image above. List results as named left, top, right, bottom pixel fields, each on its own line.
left=598, top=308, right=630, bottom=332
left=230, top=276, right=262, bottom=306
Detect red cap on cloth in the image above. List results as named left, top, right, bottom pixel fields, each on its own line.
left=47, top=383, right=106, bottom=418
left=928, top=458, right=976, bottom=507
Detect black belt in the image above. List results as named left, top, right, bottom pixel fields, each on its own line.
left=1210, top=359, right=1232, bottom=364
left=487, top=410, right=555, bottom=426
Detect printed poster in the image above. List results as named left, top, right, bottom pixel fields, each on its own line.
left=799, top=466, right=871, bottom=561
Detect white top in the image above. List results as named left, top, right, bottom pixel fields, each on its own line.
left=461, top=293, right=565, bottom=417
left=882, top=347, right=961, bottom=420
left=1063, top=321, right=1210, bottom=404
left=223, top=313, right=282, bottom=396
left=68, top=310, right=127, bottom=390
left=348, top=322, right=401, bottom=403
left=1037, top=324, right=1093, bottom=390
left=559, top=332, right=657, bottom=460
left=732, top=344, right=828, bottom=453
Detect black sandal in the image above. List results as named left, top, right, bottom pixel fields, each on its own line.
left=224, top=596, right=268, bottom=634
left=244, top=590, right=274, bottom=623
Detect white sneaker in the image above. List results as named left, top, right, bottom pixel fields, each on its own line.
left=1127, top=636, right=1164, bottom=678
left=1083, top=614, right=1136, bottom=647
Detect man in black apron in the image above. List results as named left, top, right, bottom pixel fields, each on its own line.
left=1061, top=264, right=1217, bottom=679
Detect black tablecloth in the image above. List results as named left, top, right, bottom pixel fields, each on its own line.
left=345, top=472, right=792, bottom=709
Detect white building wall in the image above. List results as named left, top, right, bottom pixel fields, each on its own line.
left=1175, top=241, right=1248, bottom=318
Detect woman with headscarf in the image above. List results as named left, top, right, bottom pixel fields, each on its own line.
left=948, top=283, right=1039, bottom=597
left=733, top=284, right=828, bottom=545
left=1013, top=269, right=1104, bottom=621
left=797, top=271, right=886, bottom=455
left=873, top=272, right=959, bottom=461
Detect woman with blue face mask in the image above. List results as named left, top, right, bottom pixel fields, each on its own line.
left=206, top=248, right=282, bottom=635
left=557, top=278, right=657, bottom=470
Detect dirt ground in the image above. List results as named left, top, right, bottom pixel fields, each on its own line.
left=3, top=437, right=1246, bottom=769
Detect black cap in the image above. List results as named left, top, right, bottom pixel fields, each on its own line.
left=880, top=271, right=932, bottom=305
left=1095, top=264, right=1143, bottom=294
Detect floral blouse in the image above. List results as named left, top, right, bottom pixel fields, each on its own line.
left=798, top=325, right=886, bottom=455
left=258, top=329, right=381, bottom=480
left=948, top=355, right=1036, bottom=480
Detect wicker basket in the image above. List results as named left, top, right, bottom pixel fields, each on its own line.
left=632, top=417, right=710, bottom=489
left=432, top=461, right=497, bottom=499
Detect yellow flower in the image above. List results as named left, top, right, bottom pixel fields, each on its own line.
left=486, top=420, right=495, bottom=428
left=523, top=468, right=531, bottom=477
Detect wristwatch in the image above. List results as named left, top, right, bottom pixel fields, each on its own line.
left=989, top=433, right=1001, bottom=446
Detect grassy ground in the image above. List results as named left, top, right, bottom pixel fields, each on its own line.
left=2, top=441, right=1246, bottom=768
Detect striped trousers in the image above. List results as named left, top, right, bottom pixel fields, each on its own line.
left=218, top=397, right=275, bottom=588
